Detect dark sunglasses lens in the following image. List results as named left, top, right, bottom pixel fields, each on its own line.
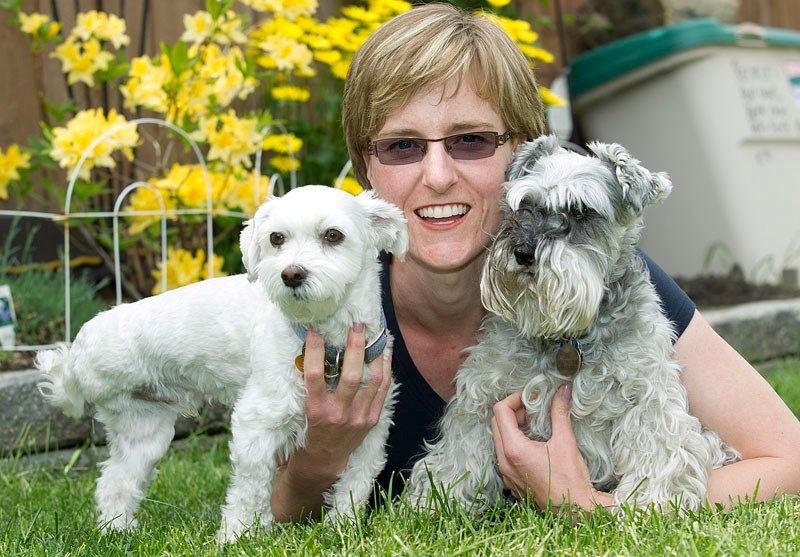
left=375, top=138, right=425, bottom=165
left=447, top=133, right=497, bottom=160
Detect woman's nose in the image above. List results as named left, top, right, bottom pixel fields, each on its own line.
left=420, top=142, right=458, bottom=193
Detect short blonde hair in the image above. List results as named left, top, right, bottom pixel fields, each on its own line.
left=342, top=3, right=547, bottom=188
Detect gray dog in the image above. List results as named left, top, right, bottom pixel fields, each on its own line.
left=408, top=134, right=739, bottom=513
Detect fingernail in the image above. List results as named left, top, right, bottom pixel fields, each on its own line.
left=352, top=322, right=365, bottom=333
left=562, top=383, right=572, bottom=400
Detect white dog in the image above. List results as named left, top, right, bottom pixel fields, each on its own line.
left=407, top=135, right=739, bottom=514
left=37, top=185, right=406, bottom=535
left=217, top=185, right=405, bottom=542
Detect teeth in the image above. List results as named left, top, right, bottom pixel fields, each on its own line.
left=417, top=204, right=468, bottom=219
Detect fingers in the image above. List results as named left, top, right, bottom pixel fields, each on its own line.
left=336, top=323, right=367, bottom=401
left=303, top=324, right=391, bottom=417
left=302, top=327, right=327, bottom=399
left=549, top=383, right=574, bottom=439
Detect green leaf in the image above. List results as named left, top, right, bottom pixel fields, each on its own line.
left=161, top=40, right=191, bottom=77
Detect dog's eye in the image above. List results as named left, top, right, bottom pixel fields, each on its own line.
left=570, top=206, right=590, bottom=221
left=322, top=229, right=344, bottom=245
left=269, top=232, right=285, bottom=247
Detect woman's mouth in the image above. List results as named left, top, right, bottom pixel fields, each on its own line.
left=415, top=204, right=470, bottom=224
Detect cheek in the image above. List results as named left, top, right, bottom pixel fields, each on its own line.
left=368, top=162, right=415, bottom=206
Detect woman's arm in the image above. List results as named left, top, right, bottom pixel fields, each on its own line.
left=491, top=310, right=800, bottom=510
left=677, top=310, right=800, bottom=506
left=270, top=324, right=394, bottom=522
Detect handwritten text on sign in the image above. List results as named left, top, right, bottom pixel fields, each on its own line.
left=733, top=58, right=800, bottom=139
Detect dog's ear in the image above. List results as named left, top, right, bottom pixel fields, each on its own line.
left=239, top=214, right=262, bottom=282
left=506, top=134, right=562, bottom=181
left=355, top=191, right=409, bottom=261
left=587, top=141, right=672, bottom=215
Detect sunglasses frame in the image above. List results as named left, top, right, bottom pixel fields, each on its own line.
left=368, top=131, right=512, bottom=165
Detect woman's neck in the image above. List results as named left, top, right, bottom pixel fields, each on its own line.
left=389, top=256, right=488, bottom=400
left=390, top=256, right=486, bottom=333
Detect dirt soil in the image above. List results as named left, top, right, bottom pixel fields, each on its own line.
left=674, top=265, right=800, bottom=309
left=3, top=266, right=800, bottom=373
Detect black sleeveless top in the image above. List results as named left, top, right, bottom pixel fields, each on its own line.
left=373, top=250, right=696, bottom=499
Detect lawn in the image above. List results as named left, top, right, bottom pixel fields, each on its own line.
left=1, top=361, right=799, bottom=556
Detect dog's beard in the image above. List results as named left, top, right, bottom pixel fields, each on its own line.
left=481, top=240, right=607, bottom=339
left=262, top=268, right=351, bottom=325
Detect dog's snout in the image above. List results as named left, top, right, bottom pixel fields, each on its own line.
left=513, top=244, right=536, bottom=267
left=281, top=265, right=307, bottom=288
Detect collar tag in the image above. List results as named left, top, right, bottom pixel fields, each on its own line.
left=556, top=338, right=582, bottom=377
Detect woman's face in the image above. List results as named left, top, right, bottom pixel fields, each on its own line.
left=366, top=79, right=518, bottom=274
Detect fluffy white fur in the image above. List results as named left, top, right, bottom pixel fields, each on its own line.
left=37, top=186, right=406, bottom=537
left=217, top=185, right=406, bottom=542
left=407, top=135, right=739, bottom=514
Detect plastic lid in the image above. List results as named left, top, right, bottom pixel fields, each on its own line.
left=568, top=18, right=800, bottom=98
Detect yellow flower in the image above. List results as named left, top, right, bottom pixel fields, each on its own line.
left=271, top=85, right=311, bottom=102
left=239, top=0, right=319, bottom=19
left=49, top=109, right=139, bottom=181
left=151, top=248, right=227, bottom=294
left=335, top=176, right=363, bottom=196
left=120, top=55, right=172, bottom=113
left=262, top=133, right=303, bottom=154
left=270, top=155, right=301, bottom=173
left=202, top=110, right=262, bottom=168
left=313, top=49, right=340, bottom=65
left=73, top=10, right=130, bottom=49
left=0, top=144, right=32, bottom=200
left=256, top=35, right=314, bottom=75
left=181, top=10, right=247, bottom=45
left=539, top=87, right=566, bottom=107
left=19, top=12, right=59, bottom=39
left=52, top=37, right=115, bottom=87
left=225, top=171, right=271, bottom=215
left=519, top=44, right=554, bottom=64
left=182, top=11, right=215, bottom=43
left=486, top=0, right=512, bottom=7
left=340, top=6, right=381, bottom=24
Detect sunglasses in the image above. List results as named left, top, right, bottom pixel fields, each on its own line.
left=368, top=131, right=512, bottom=165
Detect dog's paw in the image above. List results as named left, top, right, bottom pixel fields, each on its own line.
left=216, top=520, right=248, bottom=544
left=98, top=514, right=138, bottom=534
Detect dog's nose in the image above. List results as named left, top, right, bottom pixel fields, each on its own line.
left=281, top=265, right=307, bottom=288
left=513, top=244, right=536, bottom=267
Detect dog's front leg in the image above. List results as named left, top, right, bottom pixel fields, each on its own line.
left=218, top=381, right=305, bottom=543
left=610, top=364, right=715, bottom=513
left=407, top=397, right=503, bottom=512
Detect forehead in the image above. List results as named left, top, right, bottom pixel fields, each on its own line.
left=261, top=189, right=363, bottom=231
left=377, top=78, right=504, bottom=137
left=506, top=153, right=618, bottom=217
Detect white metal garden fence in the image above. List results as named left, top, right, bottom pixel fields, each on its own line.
left=0, top=118, right=353, bottom=352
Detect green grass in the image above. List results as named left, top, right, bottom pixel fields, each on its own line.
left=1, top=364, right=799, bottom=556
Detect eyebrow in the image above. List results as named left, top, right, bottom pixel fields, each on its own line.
left=376, top=122, right=500, bottom=139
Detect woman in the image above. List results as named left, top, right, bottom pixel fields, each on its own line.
left=270, top=3, right=800, bottom=520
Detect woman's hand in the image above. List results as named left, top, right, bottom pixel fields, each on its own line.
left=270, top=323, right=393, bottom=522
left=491, top=384, right=612, bottom=513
